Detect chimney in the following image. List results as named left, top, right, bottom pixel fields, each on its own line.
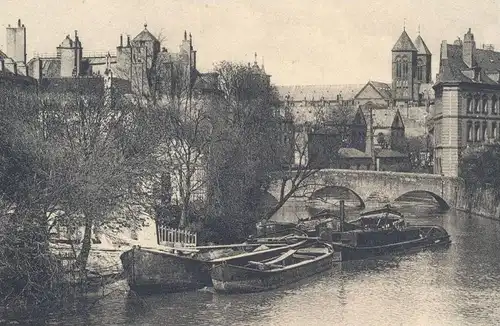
left=192, top=50, right=197, bottom=70
left=441, top=40, right=448, bottom=61
left=127, top=35, right=130, bottom=46
left=120, top=34, right=123, bottom=47
left=18, top=19, right=21, bottom=27
left=463, top=28, right=476, bottom=68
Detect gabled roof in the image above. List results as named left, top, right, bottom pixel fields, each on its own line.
left=352, top=107, right=367, bottom=126
left=359, top=104, right=402, bottom=129
left=436, top=43, right=500, bottom=85
left=338, top=147, right=372, bottom=158
left=58, top=35, right=74, bottom=48
left=133, top=25, right=159, bottom=43
left=0, top=49, right=8, bottom=59
left=414, top=35, right=431, bottom=55
left=277, top=84, right=364, bottom=101
left=392, top=30, right=417, bottom=52
left=391, top=109, right=405, bottom=129
left=354, top=80, right=392, bottom=100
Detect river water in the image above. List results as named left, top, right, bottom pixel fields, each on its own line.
left=10, top=197, right=500, bottom=325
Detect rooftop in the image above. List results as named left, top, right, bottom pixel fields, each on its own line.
left=277, top=84, right=364, bottom=101
left=392, top=30, right=417, bottom=52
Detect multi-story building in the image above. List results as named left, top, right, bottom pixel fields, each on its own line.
left=430, top=28, right=500, bottom=177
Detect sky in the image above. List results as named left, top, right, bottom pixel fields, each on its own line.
left=2, top=0, right=500, bottom=85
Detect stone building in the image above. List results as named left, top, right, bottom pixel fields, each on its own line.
left=353, top=81, right=392, bottom=107
left=114, top=25, right=200, bottom=96
left=391, top=28, right=433, bottom=108
left=430, top=28, right=500, bottom=177
left=4, top=19, right=28, bottom=76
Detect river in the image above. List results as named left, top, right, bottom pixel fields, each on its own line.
left=8, top=197, right=500, bottom=326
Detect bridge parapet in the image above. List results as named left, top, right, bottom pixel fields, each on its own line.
left=268, top=169, right=463, bottom=211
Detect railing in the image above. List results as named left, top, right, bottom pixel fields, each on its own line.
left=157, top=226, right=197, bottom=247
left=83, top=51, right=117, bottom=58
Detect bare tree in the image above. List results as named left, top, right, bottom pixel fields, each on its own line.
left=262, top=123, right=320, bottom=220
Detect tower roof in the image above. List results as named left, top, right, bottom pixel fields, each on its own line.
left=133, top=24, right=159, bottom=43
left=414, top=35, right=431, bottom=55
left=392, top=30, right=417, bottom=52
left=58, top=35, right=74, bottom=48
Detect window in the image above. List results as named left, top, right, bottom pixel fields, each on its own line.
left=492, top=122, right=497, bottom=139
left=482, top=97, right=489, bottom=114
left=396, top=57, right=402, bottom=78
left=402, top=56, right=409, bottom=78
left=475, top=97, right=481, bottom=113
left=482, top=122, right=488, bottom=141
left=466, top=96, right=473, bottom=113
left=493, top=96, right=498, bottom=115
left=467, top=121, right=473, bottom=142
left=417, top=59, right=424, bottom=81
left=475, top=122, right=481, bottom=141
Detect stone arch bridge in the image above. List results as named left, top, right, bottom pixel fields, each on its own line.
left=268, top=169, right=463, bottom=210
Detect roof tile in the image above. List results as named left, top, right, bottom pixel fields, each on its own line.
left=392, top=30, right=417, bottom=52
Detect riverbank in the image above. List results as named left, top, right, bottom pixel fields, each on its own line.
left=455, top=186, right=500, bottom=221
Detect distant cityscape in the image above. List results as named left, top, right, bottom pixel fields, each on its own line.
left=2, top=19, right=500, bottom=177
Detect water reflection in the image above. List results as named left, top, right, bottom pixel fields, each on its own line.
left=11, top=199, right=500, bottom=325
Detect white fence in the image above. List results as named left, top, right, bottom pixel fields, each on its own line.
left=157, top=226, right=197, bottom=248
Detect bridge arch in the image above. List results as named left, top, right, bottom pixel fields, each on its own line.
left=309, top=186, right=365, bottom=209
left=393, top=190, right=450, bottom=210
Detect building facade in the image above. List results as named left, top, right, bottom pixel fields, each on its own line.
left=430, top=28, right=500, bottom=177
left=391, top=28, right=433, bottom=107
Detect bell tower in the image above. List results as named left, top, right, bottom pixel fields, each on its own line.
left=392, top=26, right=418, bottom=106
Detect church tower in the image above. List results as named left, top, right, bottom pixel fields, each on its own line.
left=392, top=28, right=418, bottom=106
left=414, top=30, right=432, bottom=83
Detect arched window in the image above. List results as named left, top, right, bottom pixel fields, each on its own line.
left=395, top=57, right=402, bottom=78
left=475, top=96, right=481, bottom=113
left=402, top=56, right=409, bottom=78
left=417, top=59, right=424, bottom=81
left=466, top=95, right=473, bottom=113
left=492, top=96, right=498, bottom=115
left=492, top=122, right=497, bottom=139
left=467, top=121, right=473, bottom=142
left=475, top=122, right=481, bottom=141
left=482, top=96, right=489, bottom=114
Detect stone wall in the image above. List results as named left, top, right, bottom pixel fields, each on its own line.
left=455, top=186, right=500, bottom=220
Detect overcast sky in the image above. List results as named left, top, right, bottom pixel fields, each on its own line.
left=2, top=0, right=500, bottom=85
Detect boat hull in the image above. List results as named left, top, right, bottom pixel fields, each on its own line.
left=121, top=241, right=309, bottom=293
left=120, top=247, right=211, bottom=293
left=336, top=233, right=451, bottom=261
left=211, top=248, right=334, bottom=294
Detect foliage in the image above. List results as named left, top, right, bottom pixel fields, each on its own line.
left=391, top=135, right=433, bottom=172
left=201, top=62, right=283, bottom=243
left=313, top=104, right=355, bottom=147
left=459, top=143, right=500, bottom=197
left=0, top=81, right=162, bottom=306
